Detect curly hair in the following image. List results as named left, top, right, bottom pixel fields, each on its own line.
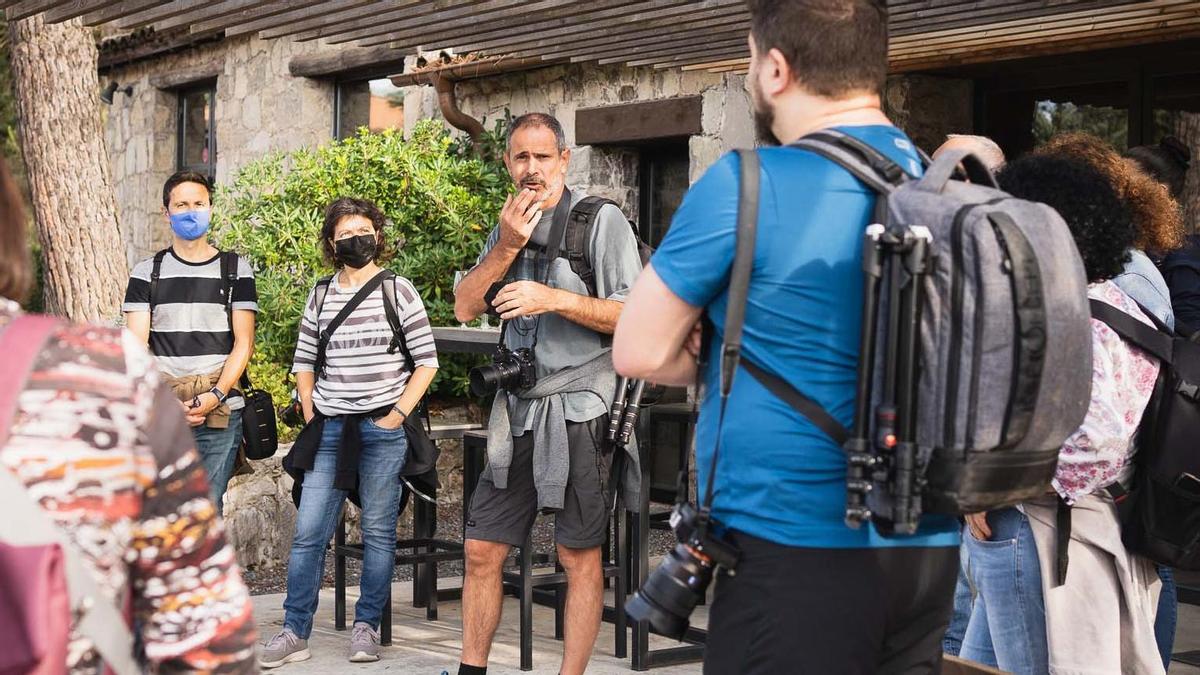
left=1032, top=133, right=1183, bottom=255
left=319, top=197, right=391, bottom=266
left=998, top=154, right=1135, bottom=283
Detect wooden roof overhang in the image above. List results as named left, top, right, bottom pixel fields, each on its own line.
left=7, top=1, right=1199, bottom=78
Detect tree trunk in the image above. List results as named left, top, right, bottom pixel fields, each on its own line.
left=1171, top=112, right=1200, bottom=235
left=8, top=15, right=126, bottom=323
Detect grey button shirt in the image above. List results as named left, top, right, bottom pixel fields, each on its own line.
left=475, top=190, right=644, bottom=435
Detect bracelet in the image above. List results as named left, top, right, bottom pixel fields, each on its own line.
left=209, top=386, right=228, bottom=404
left=392, top=404, right=408, bottom=420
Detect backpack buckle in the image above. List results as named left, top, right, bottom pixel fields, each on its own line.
left=1179, top=381, right=1200, bottom=400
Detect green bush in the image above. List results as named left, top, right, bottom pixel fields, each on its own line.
left=212, top=120, right=508, bottom=417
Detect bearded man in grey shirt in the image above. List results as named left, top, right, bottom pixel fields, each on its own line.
left=453, top=112, right=643, bottom=675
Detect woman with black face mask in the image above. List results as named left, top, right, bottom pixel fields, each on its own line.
left=264, top=198, right=439, bottom=668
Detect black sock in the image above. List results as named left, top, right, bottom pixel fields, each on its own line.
left=458, top=665, right=487, bottom=675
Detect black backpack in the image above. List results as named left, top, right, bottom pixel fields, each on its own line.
left=310, top=272, right=440, bottom=484
left=150, top=249, right=278, bottom=460
left=1089, top=299, right=1200, bottom=570
left=557, top=196, right=653, bottom=298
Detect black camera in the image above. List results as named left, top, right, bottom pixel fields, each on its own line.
left=469, top=344, right=537, bottom=397
left=626, top=502, right=740, bottom=639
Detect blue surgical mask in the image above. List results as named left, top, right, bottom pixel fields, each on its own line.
left=169, top=209, right=211, bottom=241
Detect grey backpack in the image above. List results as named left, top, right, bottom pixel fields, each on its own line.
left=730, top=131, right=1093, bottom=536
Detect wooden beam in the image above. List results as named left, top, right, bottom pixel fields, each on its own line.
left=680, top=57, right=746, bottom=72
left=304, top=0, right=544, bottom=45
left=891, top=24, right=1200, bottom=71
left=892, top=10, right=1200, bottom=59
left=575, top=96, right=702, bottom=144
left=8, top=0, right=68, bottom=21
left=407, top=0, right=742, bottom=54
left=567, top=23, right=749, bottom=63
left=82, top=0, right=168, bottom=25
left=264, top=0, right=438, bottom=40
left=597, top=34, right=747, bottom=66
left=288, top=46, right=408, bottom=79
left=509, top=5, right=745, bottom=59
left=151, top=0, right=306, bottom=33
left=211, top=0, right=378, bottom=37
left=116, top=0, right=244, bottom=29
left=889, top=0, right=1133, bottom=36
left=650, top=47, right=750, bottom=69
left=148, top=59, right=222, bottom=89
left=43, top=0, right=130, bottom=23
left=361, top=0, right=667, bottom=50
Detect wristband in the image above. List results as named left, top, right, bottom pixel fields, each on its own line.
left=392, top=404, right=408, bottom=420
left=209, top=386, right=228, bottom=404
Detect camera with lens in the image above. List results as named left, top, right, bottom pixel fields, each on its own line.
left=469, top=344, right=537, bottom=397
left=626, top=502, right=740, bottom=639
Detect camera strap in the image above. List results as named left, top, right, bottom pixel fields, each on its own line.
left=700, top=149, right=760, bottom=511
left=498, top=188, right=575, bottom=352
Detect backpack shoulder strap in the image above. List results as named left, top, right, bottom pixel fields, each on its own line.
left=724, top=149, right=850, bottom=445
left=1089, top=298, right=1174, bottom=364
left=564, top=196, right=620, bottom=298
left=0, top=316, right=139, bottom=675
left=380, top=272, right=416, bottom=371
left=219, top=251, right=238, bottom=330
left=314, top=272, right=389, bottom=377
left=792, top=133, right=903, bottom=195
left=148, top=248, right=170, bottom=312
left=313, top=275, right=333, bottom=316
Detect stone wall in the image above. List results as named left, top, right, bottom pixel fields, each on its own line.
left=102, top=35, right=337, bottom=266
left=885, top=74, right=976, bottom=153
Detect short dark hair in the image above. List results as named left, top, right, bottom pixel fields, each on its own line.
left=320, top=197, right=390, bottom=266
left=747, top=0, right=888, bottom=97
left=506, top=112, right=567, bottom=153
left=998, top=154, right=1135, bottom=283
left=162, top=170, right=212, bottom=209
left=0, top=157, right=31, bottom=302
left=1125, top=136, right=1191, bottom=201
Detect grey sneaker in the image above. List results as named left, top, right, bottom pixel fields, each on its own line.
left=260, top=628, right=310, bottom=669
left=349, top=622, right=380, bottom=662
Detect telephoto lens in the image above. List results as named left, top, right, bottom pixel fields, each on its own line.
left=468, top=359, right=522, bottom=397
left=625, top=541, right=717, bottom=639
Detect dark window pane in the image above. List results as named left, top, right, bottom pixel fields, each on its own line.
left=639, top=141, right=690, bottom=248
left=178, top=86, right=214, bottom=177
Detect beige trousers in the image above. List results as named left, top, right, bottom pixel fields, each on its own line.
left=1023, top=494, right=1163, bottom=675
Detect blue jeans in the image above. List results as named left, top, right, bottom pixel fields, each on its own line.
left=283, top=417, right=407, bottom=639
left=943, top=541, right=972, bottom=656
left=1156, top=565, right=1177, bottom=669
left=193, top=408, right=242, bottom=513
left=960, top=507, right=1049, bottom=675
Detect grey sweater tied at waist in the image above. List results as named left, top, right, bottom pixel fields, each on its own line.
left=486, top=349, right=641, bottom=512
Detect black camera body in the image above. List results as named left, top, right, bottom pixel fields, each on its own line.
left=469, top=344, right=537, bottom=397
left=626, top=502, right=740, bottom=639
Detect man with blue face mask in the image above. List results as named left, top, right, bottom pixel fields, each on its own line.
left=122, top=171, right=258, bottom=512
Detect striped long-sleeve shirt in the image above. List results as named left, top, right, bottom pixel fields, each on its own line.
left=292, top=272, right=439, bottom=415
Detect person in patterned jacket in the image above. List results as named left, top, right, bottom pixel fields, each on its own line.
left=0, top=157, right=258, bottom=673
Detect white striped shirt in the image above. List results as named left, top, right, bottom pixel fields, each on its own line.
left=292, top=272, right=438, bottom=415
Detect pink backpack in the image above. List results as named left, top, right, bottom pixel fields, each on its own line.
left=0, top=315, right=138, bottom=675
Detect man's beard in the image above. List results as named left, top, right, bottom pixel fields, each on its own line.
left=750, top=77, right=781, bottom=147
left=753, top=101, right=781, bottom=147
left=520, top=175, right=561, bottom=200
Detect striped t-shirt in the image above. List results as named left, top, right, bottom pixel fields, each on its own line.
left=122, top=249, right=258, bottom=408
left=292, top=272, right=439, bottom=415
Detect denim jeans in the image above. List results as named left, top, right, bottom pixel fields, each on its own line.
left=960, top=507, right=1049, bottom=675
left=943, top=541, right=972, bottom=656
left=192, top=408, right=243, bottom=513
left=283, top=416, right=407, bottom=639
left=1155, top=565, right=1177, bottom=669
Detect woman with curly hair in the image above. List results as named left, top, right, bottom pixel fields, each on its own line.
left=1033, top=133, right=1184, bottom=329
left=959, top=154, right=1164, bottom=674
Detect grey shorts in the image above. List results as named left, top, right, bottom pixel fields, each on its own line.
left=465, top=415, right=612, bottom=549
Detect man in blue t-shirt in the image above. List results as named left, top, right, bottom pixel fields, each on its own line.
left=614, top=1, right=959, bottom=672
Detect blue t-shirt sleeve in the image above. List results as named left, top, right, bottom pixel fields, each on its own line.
left=650, top=151, right=743, bottom=308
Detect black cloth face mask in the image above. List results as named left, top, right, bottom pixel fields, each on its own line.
left=334, top=234, right=378, bottom=269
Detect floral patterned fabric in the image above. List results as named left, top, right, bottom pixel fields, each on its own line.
left=1052, top=281, right=1161, bottom=504
left=0, top=301, right=257, bottom=674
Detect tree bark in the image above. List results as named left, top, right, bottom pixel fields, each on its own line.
left=8, top=15, right=126, bottom=322
left=1171, top=112, right=1200, bottom=235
